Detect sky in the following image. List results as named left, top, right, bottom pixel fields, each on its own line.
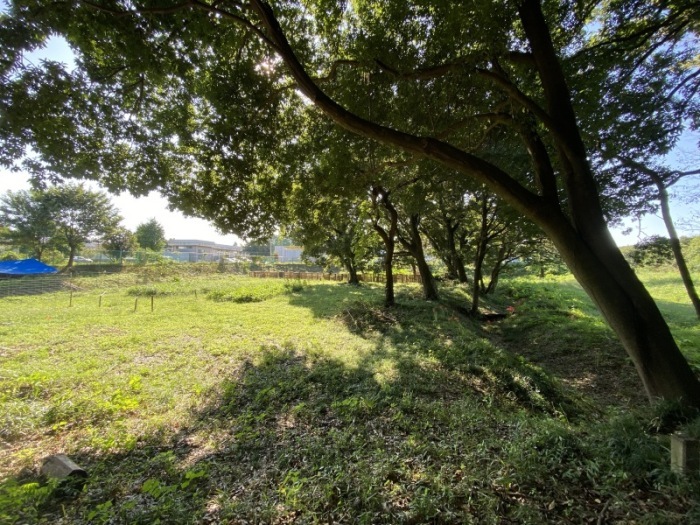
left=0, top=35, right=698, bottom=248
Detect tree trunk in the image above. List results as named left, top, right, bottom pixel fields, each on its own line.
left=653, top=176, right=700, bottom=319
left=470, top=199, right=490, bottom=316
left=484, top=245, right=509, bottom=295
left=423, top=220, right=467, bottom=283
left=372, top=187, right=397, bottom=307
left=470, top=255, right=484, bottom=316
left=345, top=260, right=360, bottom=286
left=516, top=0, right=699, bottom=405
left=617, top=158, right=700, bottom=320
left=544, top=216, right=700, bottom=404
left=382, top=237, right=395, bottom=307
left=255, top=0, right=700, bottom=405
left=444, top=219, right=468, bottom=283
left=400, top=215, right=439, bottom=301
left=519, top=0, right=700, bottom=405
left=64, top=245, right=77, bottom=271
left=449, top=229, right=469, bottom=284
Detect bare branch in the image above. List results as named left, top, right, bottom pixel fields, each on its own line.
left=314, top=59, right=363, bottom=82
left=665, top=68, right=700, bottom=102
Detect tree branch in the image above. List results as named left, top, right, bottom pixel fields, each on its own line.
left=249, top=0, right=549, bottom=225
left=81, top=0, right=281, bottom=53
left=475, top=66, right=564, bottom=143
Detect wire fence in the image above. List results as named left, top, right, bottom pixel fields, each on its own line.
left=0, top=274, right=69, bottom=297
left=0, top=266, right=423, bottom=299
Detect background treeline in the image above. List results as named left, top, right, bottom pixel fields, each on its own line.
left=0, top=183, right=167, bottom=268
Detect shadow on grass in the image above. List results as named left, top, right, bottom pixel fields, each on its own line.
left=2, top=344, right=552, bottom=523
left=12, top=341, right=696, bottom=524
left=4, top=281, right=697, bottom=524
left=286, top=281, right=645, bottom=409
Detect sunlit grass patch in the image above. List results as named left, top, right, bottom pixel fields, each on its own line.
left=1, top=271, right=699, bottom=523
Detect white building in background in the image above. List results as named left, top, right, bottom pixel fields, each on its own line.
left=165, top=239, right=242, bottom=262
left=274, top=245, right=303, bottom=262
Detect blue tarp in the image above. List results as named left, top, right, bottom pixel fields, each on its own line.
left=0, top=258, right=58, bottom=275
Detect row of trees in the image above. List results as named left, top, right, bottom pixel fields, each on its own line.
left=0, top=1, right=698, bottom=404
left=284, top=168, right=558, bottom=314
left=0, top=184, right=167, bottom=266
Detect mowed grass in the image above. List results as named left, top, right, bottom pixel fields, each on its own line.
left=1, top=269, right=699, bottom=524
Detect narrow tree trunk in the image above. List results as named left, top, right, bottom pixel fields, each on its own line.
left=372, top=187, right=397, bottom=307
left=653, top=177, right=700, bottom=319
left=63, top=246, right=77, bottom=272
left=382, top=239, right=395, bottom=307
left=484, top=245, right=508, bottom=295
left=456, top=255, right=468, bottom=284
left=470, top=199, right=490, bottom=316
left=616, top=158, right=700, bottom=319
left=445, top=220, right=468, bottom=283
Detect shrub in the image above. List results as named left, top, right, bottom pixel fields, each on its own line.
left=629, top=235, right=674, bottom=267
left=0, top=251, right=21, bottom=261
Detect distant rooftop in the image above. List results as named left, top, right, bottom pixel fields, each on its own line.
left=167, top=239, right=241, bottom=251
left=168, top=239, right=241, bottom=252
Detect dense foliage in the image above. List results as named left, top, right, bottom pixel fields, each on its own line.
left=135, top=218, right=167, bottom=251
left=0, top=183, right=122, bottom=265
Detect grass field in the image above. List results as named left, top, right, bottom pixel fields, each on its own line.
left=1, top=268, right=699, bottom=523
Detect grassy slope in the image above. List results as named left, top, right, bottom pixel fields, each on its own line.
left=0, top=269, right=698, bottom=523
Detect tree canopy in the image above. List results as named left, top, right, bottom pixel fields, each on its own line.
left=0, top=182, right=122, bottom=265
left=135, top=218, right=167, bottom=251
left=1, top=1, right=699, bottom=404
left=0, top=188, right=57, bottom=260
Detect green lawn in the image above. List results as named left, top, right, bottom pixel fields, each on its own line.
left=1, top=269, right=698, bottom=523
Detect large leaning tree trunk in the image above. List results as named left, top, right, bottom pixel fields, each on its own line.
left=253, top=0, right=700, bottom=405
left=516, top=1, right=700, bottom=404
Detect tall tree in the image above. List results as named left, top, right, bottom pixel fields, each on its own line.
left=286, top=188, right=375, bottom=285
left=135, top=218, right=166, bottom=251
left=44, top=183, right=121, bottom=268
left=103, top=226, right=137, bottom=258
left=1, top=1, right=699, bottom=404
left=0, top=189, right=57, bottom=260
